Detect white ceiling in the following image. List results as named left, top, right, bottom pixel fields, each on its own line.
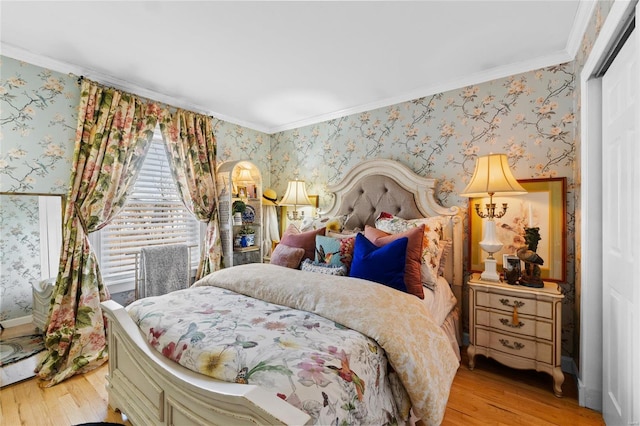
left=1, top=1, right=593, bottom=134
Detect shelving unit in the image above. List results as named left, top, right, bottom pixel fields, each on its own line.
left=216, top=160, right=263, bottom=267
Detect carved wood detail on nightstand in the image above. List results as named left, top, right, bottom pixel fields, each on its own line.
left=467, top=273, right=565, bottom=397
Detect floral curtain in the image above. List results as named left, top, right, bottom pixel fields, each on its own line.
left=36, top=79, right=160, bottom=386
left=159, top=109, right=222, bottom=278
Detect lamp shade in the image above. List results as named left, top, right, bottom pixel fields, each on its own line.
left=460, top=153, right=527, bottom=197
left=236, top=168, right=254, bottom=184
left=279, top=180, right=312, bottom=207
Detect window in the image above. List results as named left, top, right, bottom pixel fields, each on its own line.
left=92, top=129, right=202, bottom=293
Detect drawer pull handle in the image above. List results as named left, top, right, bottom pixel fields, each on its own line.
left=499, top=298, right=524, bottom=326
left=499, top=339, right=524, bottom=350
left=499, top=298, right=525, bottom=309
left=499, top=318, right=524, bottom=328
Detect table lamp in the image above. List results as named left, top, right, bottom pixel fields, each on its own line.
left=279, top=180, right=313, bottom=222
left=460, top=153, right=527, bottom=281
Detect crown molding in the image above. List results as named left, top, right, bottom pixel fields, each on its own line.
left=0, top=43, right=272, bottom=134
left=266, top=49, right=573, bottom=134
left=565, top=0, right=599, bottom=59
left=1, top=37, right=577, bottom=136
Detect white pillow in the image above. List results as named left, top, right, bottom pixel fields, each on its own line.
left=421, top=276, right=457, bottom=326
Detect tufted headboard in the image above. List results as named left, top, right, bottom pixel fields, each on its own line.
left=323, top=159, right=463, bottom=300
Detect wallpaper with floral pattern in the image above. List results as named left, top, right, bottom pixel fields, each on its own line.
left=0, top=0, right=614, bottom=359
left=270, top=63, right=579, bottom=353
left=0, top=195, right=41, bottom=321
left=0, top=57, right=77, bottom=194
left=0, top=57, right=271, bottom=322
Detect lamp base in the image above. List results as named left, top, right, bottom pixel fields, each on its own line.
left=481, top=258, right=501, bottom=282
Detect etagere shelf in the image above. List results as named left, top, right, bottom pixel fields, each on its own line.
left=216, top=160, right=263, bottom=267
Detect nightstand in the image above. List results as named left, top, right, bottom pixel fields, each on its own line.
left=467, top=273, right=565, bottom=397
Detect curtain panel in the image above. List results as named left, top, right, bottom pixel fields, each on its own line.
left=36, top=80, right=159, bottom=386
left=159, top=110, right=222, bottom=279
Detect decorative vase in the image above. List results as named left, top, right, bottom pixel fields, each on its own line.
left=240, top=234, right=255, bottom=247
left=233, top=212, right=243, bottom=225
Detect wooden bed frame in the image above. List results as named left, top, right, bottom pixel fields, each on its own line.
left=101, top=159, right=463, bottom=426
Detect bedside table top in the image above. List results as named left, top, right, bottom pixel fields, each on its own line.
left=469, top=273, right=563, bottom=297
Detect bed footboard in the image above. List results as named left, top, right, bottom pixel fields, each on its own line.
left=101, top=300, right=312, bottom=426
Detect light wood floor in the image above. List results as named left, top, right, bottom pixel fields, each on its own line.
left=1, top=324, right=604, bottom=425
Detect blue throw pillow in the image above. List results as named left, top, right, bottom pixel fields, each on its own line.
left=349, top=233, right=408, bottom=293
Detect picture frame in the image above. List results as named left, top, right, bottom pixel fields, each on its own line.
left=237, top=186, right=247, bottom=198
left=469, top=177, right=566, bottom=282
left=279, top=194, right=319, bottom=235
left=502, top=254, right=522, bottom=285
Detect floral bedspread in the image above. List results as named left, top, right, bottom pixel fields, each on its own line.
left=128, top=286, right=407, bottom=425
left=129, top=263, right=459, bottom=426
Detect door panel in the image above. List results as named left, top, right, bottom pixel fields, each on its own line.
left=602, top=26, right=638, bottom=426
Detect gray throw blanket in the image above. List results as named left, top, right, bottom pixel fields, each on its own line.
left=138, top=244, right=189, bottom=298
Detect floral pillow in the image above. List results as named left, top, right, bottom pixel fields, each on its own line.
left=300, top=258, right=347, bottom=276
left=300, top=215, right=349, bottom=233
left=375, top=212, right=444, bottom=288
left=437, top=239, right=452, bottom=278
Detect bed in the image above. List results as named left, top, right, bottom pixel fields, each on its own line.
left=100, top=159, right=464, bottom=426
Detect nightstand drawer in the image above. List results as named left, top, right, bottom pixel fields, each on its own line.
left=476, top=292, right=553, bottom=319
left=476, top=328, right=553, bottom=364
left=475, top=309, right=553, bottom=340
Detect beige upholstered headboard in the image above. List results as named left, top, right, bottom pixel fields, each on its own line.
left=324, top=159, right=463, bottom=300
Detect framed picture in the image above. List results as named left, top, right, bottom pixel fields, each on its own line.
left=279, top=195, right=319, bottom=235
left=237, top=186, right=247, bottom=198
left=469, top=177, right=566, bottom=282
left=503, top=254, right=522, bottom=285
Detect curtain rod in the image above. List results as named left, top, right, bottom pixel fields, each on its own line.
left=73, top=74, right=213, bottom=119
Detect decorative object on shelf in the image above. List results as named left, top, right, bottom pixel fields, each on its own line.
left=236, top=168, right=254, bottom=184
left=236, top=168, right=254, bottom=198
left=502, top=254, right=521, bottom=285
left=518, top=227, right=544, bottom=288
left=279, top=180, right=313, bottom=223
left=242, top=205, right=256, bottom=223
left=232, top=200, right=246, bottom=226
left=238, top=226, right=256, bottom=247
left=461, top=153, right=527, bottom=282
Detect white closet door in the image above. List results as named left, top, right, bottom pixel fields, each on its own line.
left=602, top=25, right=639, bottom=426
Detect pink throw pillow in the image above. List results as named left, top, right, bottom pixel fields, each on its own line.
left=280, top=224, right=326, bottom=261
left=270, top=243, right=305, bottom=269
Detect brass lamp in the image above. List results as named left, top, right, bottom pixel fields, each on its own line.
left=460, top=153, right=527, bottom=281
left=279, top=180, right=313, bottom=221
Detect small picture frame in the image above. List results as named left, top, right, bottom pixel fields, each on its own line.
left=237, top=186, right=247, bottom=198
left=503, top=254, right=521, bottom=285
left=246, top=183, right=256, bottom=199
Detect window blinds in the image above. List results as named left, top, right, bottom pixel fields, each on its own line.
left=97, top=135, right=201, bottom=288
